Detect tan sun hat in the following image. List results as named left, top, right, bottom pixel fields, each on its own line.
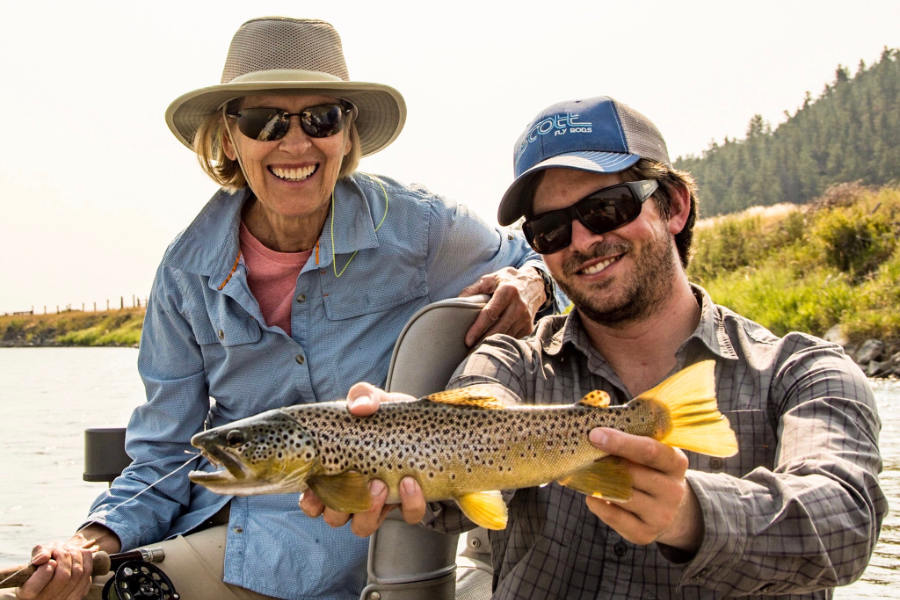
left=165, top=17, right=406, bottom=156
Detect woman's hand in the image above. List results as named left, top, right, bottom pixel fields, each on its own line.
left=14, top=523, right=121, bottom=600
left=298, top=382, right=428, bottom=537
left=459, top=266, right=548, bottom=346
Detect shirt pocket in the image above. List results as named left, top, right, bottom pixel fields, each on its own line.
left=194, top=297, right=262, bottom=348
left=320, top=249, right=428, bottom=320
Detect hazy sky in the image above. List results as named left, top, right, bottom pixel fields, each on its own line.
left=1, top=0, right=897, bottom=313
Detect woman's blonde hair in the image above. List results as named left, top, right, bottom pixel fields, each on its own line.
left=193, top=100, right=362, bottom=191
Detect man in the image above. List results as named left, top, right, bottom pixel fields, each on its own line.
left=304, top=96, right=886, bottom=598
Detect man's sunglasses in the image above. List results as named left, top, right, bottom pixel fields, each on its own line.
left=226, top=100, right=357, bottom=141
left=523, top=180, right=659, bottom=254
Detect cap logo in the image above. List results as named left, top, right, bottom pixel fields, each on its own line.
left=517, top=111, right=593, bottom=158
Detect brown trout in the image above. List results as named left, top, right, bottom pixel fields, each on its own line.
left=189, top=360, right=737, bottom=530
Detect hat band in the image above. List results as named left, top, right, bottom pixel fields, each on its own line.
left=228, top=69, right=345, bottom=85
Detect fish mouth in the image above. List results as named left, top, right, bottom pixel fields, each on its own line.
left=188, top=443, right=253, bottom=489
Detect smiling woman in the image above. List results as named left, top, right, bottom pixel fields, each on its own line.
left=7, top=15, right=558, bottom=600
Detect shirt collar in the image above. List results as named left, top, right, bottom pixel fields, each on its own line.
left=539, top=284, right=739, bottom=362
left=164, top=174, right=381, bottom=285
left=682, top=284, right=739, bottom=361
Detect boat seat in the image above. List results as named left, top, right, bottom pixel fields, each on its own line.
left=361, top=295, right=493, bottom=600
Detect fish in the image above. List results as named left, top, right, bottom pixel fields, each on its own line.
left=188, top=360, right=737, bottom=530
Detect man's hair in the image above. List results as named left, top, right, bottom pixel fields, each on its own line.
left=523, top=159, right=698, bottom=267
left=620, top=159, right=698, bottom=267
left=192, top=103, right=362, bottom=191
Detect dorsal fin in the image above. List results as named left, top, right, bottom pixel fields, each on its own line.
left=578, top=389, right=611, bottom=408
left=423, top=385, right=505, bottom=409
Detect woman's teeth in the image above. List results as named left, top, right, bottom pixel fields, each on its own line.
left=582, top=256, right=618, bottom=275
left=270, top=165, right=316, bottom=181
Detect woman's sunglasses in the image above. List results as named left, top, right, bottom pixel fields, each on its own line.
left=226, top=100, right=357, bottom=141
left=523, top=179, right=659, bottom=254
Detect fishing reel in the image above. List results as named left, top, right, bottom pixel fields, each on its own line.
left=101, top=559, right=179, bottom=600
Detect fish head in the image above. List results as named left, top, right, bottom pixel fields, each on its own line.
left=188, top=410, right=319, bottom=496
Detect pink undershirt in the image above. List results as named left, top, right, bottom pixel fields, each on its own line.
left=239, top=223, right=313, bottom=336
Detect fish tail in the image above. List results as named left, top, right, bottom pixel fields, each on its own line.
left=639, top=360, right=738, bottom=457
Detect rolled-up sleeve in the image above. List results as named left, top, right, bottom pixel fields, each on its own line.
left=422, top=195, right=562, bottom=313
left=86, top=266, right=212, bottom=550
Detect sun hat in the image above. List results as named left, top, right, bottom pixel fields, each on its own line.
left=165, top=17, right=406, bottom=156
left=497, top=96, right=670, bottom=226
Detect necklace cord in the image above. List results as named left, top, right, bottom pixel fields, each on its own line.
left=330, top=175, right=389, bottom=278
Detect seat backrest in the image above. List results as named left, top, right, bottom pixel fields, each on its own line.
left=360, top=295, right=489, bottom=600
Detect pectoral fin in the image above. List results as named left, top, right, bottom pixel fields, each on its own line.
left=557, top=457, right=632, bottom=501
left=307, top=471, right=372, bottom=513
left=455, top=490, right=508, bottom=530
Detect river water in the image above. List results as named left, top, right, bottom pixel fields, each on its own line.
left=0, top=347, right=897, bottom=596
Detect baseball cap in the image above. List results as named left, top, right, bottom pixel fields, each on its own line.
left=497, top=96, right=670, bottom=226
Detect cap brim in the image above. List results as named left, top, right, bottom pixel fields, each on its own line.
left=165, top=80, right=406, bottom=156
left=497, top=151, right=640, bottom=226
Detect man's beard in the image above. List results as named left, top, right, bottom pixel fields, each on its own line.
left=555, top=227, right=677, bottom=326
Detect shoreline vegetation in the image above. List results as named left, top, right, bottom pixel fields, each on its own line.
left=1, top=182, right=898, bottom=377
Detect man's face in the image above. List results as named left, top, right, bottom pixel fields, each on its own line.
left=531, top=168, right=679, bottom=326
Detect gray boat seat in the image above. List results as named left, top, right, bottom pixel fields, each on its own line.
left=360, top=295, right=493, bottom=600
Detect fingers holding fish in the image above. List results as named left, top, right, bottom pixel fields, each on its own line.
left=345, top=382, right=416, bottom=417
left=585, top=428, right=701, bottom=549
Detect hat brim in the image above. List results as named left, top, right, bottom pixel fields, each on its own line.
left=497, top=151, right=641, bottom=226
left=165, top=77, right=406, bottom=156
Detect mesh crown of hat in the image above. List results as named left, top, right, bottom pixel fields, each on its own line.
left=221, top=17, right=350, bottom=83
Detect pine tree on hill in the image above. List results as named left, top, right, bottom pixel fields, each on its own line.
left=675, top=47, right=899, bottom=216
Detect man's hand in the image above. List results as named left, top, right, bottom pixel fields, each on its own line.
left=298, top=382, right=428, bottom=537
left=459, top=266, right=547, bottom=347
left=585, top=428, right=703, bottom=552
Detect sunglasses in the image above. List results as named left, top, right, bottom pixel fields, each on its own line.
left=523, top=179, right=659, bottom=254
left=226, top=100, right=357, bottom=141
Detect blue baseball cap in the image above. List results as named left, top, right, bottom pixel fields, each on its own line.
left=497, top=96, right=670, bottom=225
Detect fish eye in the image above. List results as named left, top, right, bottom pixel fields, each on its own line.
left=226, top=430, right=245, bottom=446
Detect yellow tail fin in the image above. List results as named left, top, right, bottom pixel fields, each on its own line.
left=638, top=360, right=738, bottom=458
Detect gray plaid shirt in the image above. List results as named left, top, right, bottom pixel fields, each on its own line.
left=432, top=286, right=886, bottom=599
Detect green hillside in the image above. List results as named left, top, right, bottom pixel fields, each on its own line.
left=687, top=182, right=899, bottom=345
left=675, top=48, right=899, bottom=216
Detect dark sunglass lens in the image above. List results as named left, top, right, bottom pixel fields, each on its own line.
left=237, top=108, right=288, bottom=141
left=526, top=212, right=572, bottom=254
left=579, top=186, right=641, bottom=235
left=301, top=104, right=345, bottom=138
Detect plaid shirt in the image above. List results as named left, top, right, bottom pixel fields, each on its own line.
left=432, top=286, right=886, bottom=599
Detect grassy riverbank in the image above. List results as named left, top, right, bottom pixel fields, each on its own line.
left=688, top=182, right=899, bottom=347
left=0, top=307, right=144, bottom=347
left=1, top=183, right=898, bottom=349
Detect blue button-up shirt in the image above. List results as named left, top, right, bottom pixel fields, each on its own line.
left=86, top=173, right=550, bottom=599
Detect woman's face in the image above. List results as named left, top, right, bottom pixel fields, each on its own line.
left=223, top=93, right=353, bottom=226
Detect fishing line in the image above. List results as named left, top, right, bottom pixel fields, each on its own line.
left=0, top=453, right=202, bottom=588
left=103, top=453, right=202, bottom=517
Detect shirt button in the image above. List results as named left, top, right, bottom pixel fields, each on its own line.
left=295, top=354, right=305, bottom=365
left=613, top=541, right=628, bottom=557
left=296, top=293, right=306, bottom=303
left=710, top=457, right=724, bottom=469
left=217, top=329, right=225, bottom=340
left=232, top=526, right=243, bottom=534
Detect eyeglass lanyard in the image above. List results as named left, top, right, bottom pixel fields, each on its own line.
left=331, top=174, right=389, bottom=278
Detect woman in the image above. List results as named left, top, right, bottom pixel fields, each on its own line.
left=15, top=17, right=554, bottom=600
